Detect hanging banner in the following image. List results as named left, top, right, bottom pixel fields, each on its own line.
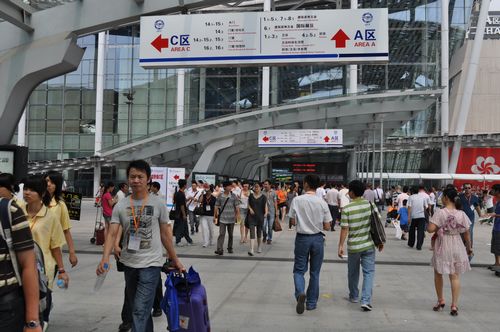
left=140, top=9, right=389, bottom=67
left=61, top=191, right=82, bottom=221
left=166, top=168, right=185, bottom=208
left=454, top=147, right=500, bottom=190
left=193, top=173, right=217, bottom=185
left=258, top=129, right=343, bottom=147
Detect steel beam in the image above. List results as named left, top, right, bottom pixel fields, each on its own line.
left=0, top=0, right=33, bottom=32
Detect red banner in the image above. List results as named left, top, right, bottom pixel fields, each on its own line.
left=453, top=147, right=500, bottom=191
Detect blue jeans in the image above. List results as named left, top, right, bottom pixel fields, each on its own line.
left=470, top=220, right=475, bottom=248
left=293, top=233, right=324, bottom=309
left=264, top=210, right=275, bottom=241
left=347, top=248, right=376, bottom=305
left=124, top=266, right=162, bottom=332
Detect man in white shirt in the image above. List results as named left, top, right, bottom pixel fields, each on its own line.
left=325, top=185, right=340, bottom=231
left=362, top=183, right=376, bottom=203
left=316, top=182, right=326, bottom=199
left=407, top=185, right=429, bottom=250
left=339, top=183, right=350, bottom=210
left=288, top=174, right=331, bottom=315
left=115, top=183, right=129, bottom=203
left=374, top=184, right=384, bottom=211
left=186, top=181, right=203, bottom=235
left=397, top=186, right=410, bottom=210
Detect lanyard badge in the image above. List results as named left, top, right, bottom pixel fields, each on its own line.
left=128, top=196, right=148, bottom=251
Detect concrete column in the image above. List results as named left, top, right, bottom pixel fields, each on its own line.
left=17, top=108, right=27, bottom=146
left=380, top=121, right=384, bottom=189
left=440, top=0, right=450, bottom=173
left=176, top=69, right=185, bottom=126
left=93, top=163, right=101, bottom=199
left=449, top=0, right=491, bottom=173
left=95, top=31, right=106, bottom=157
left=348, top=150, right=357, bottom=182
left=349, top=0, right=358, bottom=94
left=199, top=68, right=206, bottom=120
left=262, top=0, right=271, bottom=108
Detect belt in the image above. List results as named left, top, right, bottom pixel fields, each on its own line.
left=0, top=287, right=23, bottom=305
left=297, top=232, right=324, bottom=237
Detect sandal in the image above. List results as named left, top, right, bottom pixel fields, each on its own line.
left=450, top=305, right=458, bottom=316
left=433, top=299, right=445, bottom=311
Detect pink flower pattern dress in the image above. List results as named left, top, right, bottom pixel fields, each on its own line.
left=430, top=208, right=471, bottom=275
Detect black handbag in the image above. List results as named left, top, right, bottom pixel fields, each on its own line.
left=369, top=202, right=386, bottom=246
left=169, top=205, right=176, bottom=220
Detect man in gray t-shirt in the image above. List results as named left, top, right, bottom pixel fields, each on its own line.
left=214, top=181, right=240, bottom=255
left=97, top=160, right=183, bottom=332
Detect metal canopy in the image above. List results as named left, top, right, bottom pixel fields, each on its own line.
left=99, top=89, right=440, bottom=175
left=0, top=0, right=35, bottom=32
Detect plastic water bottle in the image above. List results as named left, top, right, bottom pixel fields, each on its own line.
left=93, top=263, right=109, bottom=292
left=56, top=278, right=67, bottom=290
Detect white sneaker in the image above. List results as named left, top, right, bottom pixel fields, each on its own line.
left=43, top=321, right=49, bottom=332
left=257, top=247, right=262, bottom=253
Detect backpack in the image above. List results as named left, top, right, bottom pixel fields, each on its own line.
left=0, top=198, right=48, bottom=313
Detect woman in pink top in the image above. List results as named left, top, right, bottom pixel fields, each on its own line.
left=101, top=182, right=116, bottom=239
left=427, top=187, right=472, bottom=317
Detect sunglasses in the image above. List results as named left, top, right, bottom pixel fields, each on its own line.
left=464, top=187, right=471, bottom=189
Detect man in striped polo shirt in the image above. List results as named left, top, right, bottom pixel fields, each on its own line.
left=338, top=180, right=384, bottom=311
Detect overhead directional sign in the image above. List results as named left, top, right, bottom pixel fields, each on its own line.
left=140, top=9, right=388, bottom=68
left=258, top=129, right=343, bottom=148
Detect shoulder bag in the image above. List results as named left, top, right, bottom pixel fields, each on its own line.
left=369, top=202, right=386, bottom=246
left=214, top=196, right=230, bottom=226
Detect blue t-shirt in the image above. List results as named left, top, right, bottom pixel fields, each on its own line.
left=494, top=202, right=500, bottom=232
left=398, top=207, right=408, bottom=225
left=459, top=193, right=480, bottom=223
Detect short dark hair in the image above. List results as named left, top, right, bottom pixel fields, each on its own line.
left=304, top=174, right=320, bottom=190
left=126, top=160, right=151, bottom=179
left=104, top=181, right=115, bottom=192
left=151, top=181, right=161, bottom=190
left=348, top=180, right=365, bottom=198
left=192, top=180, right=197, bottom=185
left=178, top=179, right=187, bottom=188
left=222, top=181, right=232, bottom=188
left=24, top=175, right=52, bottom=206
left=403, top=199, right=408, bottom=206
left=197, top=180, right=204, bottom=185
left=119, top=183, right=128, bottom=190
left=402, top=185, right=409, bottom=193
left=263, top=179, right=272, bottom=185
left=492, top=184, right=500, bottom=194
left=0, top=173, right=19, bottom=193
left=463, top=183, right=472, bottom=189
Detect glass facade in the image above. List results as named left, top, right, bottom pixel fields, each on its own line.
left=21, top=0, right=473, bottom=174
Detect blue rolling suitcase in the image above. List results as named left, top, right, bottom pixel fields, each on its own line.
left=162, top=267, right=210, bottom=332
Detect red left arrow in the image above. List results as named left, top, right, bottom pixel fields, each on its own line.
left=151, top=35, right=169, bottom=52
left=262, top=136, right=270, bottom=142
left=173, top=175, right=180, bottom=180
left=331, top=29, right=350, bottom=48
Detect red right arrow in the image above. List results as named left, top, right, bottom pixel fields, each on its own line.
left=324, top=136, right=330, bottom=143
left=151, top=35, right=169, bottom=52
left=173, top=175, right=180, bottom=180
left=262, top=136, right=270, bottom=142
left=331, top=29, right=350, bottom=48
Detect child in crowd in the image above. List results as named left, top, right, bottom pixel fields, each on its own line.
left=397, top=199, right=409, bottom=241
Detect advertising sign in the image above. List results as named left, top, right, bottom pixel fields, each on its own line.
left=453, top=147, right=500, bottom=189
left=61, top=191, right=83, bottom=221
left=151, top=167, right=168, bottom=198
left=0, top=150, right=14, bottom=174
left=193, top=173, right=217, bottom=185
left=258, top=129, right=343, bottom=147
left=140, top=9, right=389, bottom=68
left=166, top=168, right=185, bottom=208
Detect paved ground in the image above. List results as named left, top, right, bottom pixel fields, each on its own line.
left=46, top=200, right=500, bottom=332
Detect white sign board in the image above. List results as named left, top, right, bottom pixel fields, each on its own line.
left=193, top=173, right=217, bottom=186
left=0, top=151, right=14, bottom=174
left=258, top=129, right=343, bottom=147
left=166, top=168, right=185, bottom=208
left=140, top=9, right=388, bottom=68
left=150, top=167, right=168, bottom=198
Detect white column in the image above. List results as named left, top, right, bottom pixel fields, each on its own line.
left=449, top=0, right=491, bottom=173
left=17, top=108, right=27, bottom=146
left=94, top=31, right=106, bottom=197
left=95, top=31, right=106, bottom=156
left=380, top=121, right=384, bottom=189
left=372, top=129, right=376, bottom=187
left=176, top=69, right=185, bottom=126
left=262, top=0, right=271, bottom=108
left=440, top=0, right=450, bottom=174
left=349, top=0, right=358, bottom=94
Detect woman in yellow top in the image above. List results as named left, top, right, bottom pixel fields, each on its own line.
left=45, top=171, right=78, bottom=267
left=24, top=175, right=69, bottom=327
left=0, top=173, right=26, bottom=212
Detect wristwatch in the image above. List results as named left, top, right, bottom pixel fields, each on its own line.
left=25, top=320, right=40, bottom=329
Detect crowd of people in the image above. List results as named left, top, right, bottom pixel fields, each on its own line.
left=1, top=159, right=499, bottom=332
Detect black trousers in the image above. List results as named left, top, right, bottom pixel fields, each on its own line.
left=174, top=218, right=192, bottom=244
left=153, top=275, right=163, bottom=311
left=408, top=218, right=426, bottom=250
left=0, top=289, right=25, bottom=332
left=121, top=273, right=132, bottom=325
left=328, top=205, right=339, bottom=230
